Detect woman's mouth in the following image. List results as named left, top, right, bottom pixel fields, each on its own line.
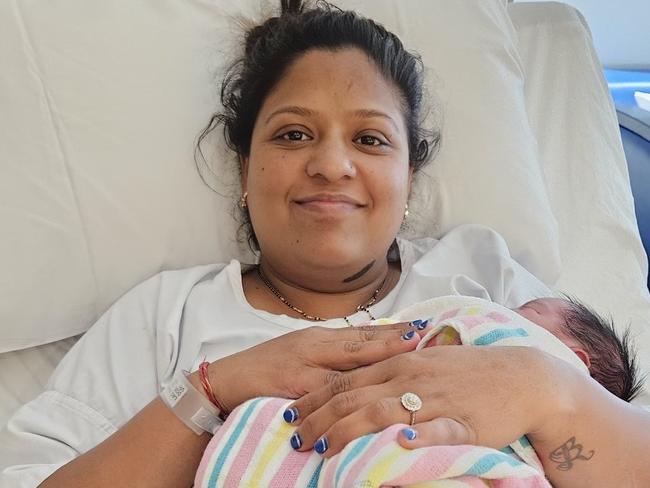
left=293, top=193, right=365, bottom=213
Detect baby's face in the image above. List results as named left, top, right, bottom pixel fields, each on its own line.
left=512, top=297, right=591, bottom=369
left=512, top=298, right=570, bottom=337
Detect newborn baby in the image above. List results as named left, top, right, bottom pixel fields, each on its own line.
left=195, top=296, right=642, bottom=488
left=491, top=296, right=638, bottom=401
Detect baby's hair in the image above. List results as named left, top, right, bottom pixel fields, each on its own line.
left=561, top=295, right=644, bottom=402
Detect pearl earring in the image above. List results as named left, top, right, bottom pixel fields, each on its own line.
left=404, top=203, right=409, bottom=218
left=239, top=191, right=248, bottom=209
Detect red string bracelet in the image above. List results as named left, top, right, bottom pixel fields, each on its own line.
left=198, top=361, right=229, bottom=421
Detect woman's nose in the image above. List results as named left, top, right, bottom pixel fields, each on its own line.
left=305, top=139, right=357, bottom=181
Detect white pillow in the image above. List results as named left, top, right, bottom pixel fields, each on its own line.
left=0, top=0, right=558, bottom=351
left=510, top=2, right=650, bottom=405
left=336, top=0, right=559, bottom=282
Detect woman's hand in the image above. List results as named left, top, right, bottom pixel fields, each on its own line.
left=285, top=345, right=569, bottom=457
left=204, top=322, right=428, bottom=413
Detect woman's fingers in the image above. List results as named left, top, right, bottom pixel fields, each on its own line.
left=285, top=352, right=405, bottom=424
left=397, top=417, right=473, bottom=449
left=285, top=346, right=555, bottom=458
left=289, top=323, right=431, bottom=410
left=314, top=324, right=422, bottom=370
left=212, top=319, right=431, bottom=410
left=290, top=383, right=393, bottom=450
left=293, top=395, right=417, bottom=457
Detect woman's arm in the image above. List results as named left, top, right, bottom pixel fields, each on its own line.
left=527, top=359, right=650, bottom=488
left=40, top=395, right=210, bottom=488
left=287, top=346, right=650, bottom=487
left=36, top=323, right=419, bottom=488
left=398, top=350, right=650, bottom=487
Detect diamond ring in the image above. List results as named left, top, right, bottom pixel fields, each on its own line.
left=400, top=392, right=422, bottom=425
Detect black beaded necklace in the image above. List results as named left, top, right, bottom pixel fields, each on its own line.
left=256, top=266, right=386, bottom=327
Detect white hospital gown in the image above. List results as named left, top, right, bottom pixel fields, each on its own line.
left=0, top=224, right=550, bottom=488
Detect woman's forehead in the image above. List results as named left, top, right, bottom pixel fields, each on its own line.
left=258, top=47, right=405, bottom=124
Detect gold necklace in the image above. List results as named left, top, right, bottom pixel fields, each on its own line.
left=256, top=266, right=386, bottom=327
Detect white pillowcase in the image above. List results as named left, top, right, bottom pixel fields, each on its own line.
left=510, top=2, right=650, bottom=405
left=336, top=0, right=560, bottom=280
left=0, top=0, right=558, bottom=351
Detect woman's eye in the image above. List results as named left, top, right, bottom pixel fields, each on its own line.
left=280, top=130, right=310, bottom=142
left=356, top=135, right=385, bottom=146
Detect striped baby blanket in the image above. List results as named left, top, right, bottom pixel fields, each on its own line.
left=195, top=296, right=588, bottom=487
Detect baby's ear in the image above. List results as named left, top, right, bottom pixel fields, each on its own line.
left=571, top=347, right=591, bottom=370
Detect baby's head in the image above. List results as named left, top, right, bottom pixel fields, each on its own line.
left=513, top=297, right=643, bottom=402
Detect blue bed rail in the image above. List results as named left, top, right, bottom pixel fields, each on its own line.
left=605, top=69, right=650, bottom=289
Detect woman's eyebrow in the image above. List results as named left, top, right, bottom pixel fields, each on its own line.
left=264, top=106, right=399, bottom=132
left=265, top=105, right=315, bottom=124
left=352, top=109, right=399, bottom=132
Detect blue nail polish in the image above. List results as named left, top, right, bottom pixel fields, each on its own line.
left=402, top=330, right=416, bottom=340
left=314, top=436, right=329, bottom=454
left=411, top=319, right=424, bottom=326
left=416, top=319, right=429, bottom=330
left=290, top=432, right=302, bottom=450
left=402, top=427, right=418, bottom=441
left=283, top=407, right=299, bottom=423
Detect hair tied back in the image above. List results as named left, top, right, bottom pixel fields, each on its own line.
left=281, top=0, right=306, bottom=15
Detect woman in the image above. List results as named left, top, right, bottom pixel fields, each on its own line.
left=2, top=2, right=649, bottom=487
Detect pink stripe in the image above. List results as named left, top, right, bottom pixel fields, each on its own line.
left=336, top=424, right=412, bottom=487
left=222, top=398, right=290, bottom=487
left=438, top=308, right=460, bottom=322
left=460, top=316, right=489, bottom=329
left=452, top=475, right=493, bottom=486
left=486, top=311, right=511, bottom=324
left=268, top=449, right=315, bottom=487
left=195, top=409, right=242, bottom=485
left=386, top=443, right=476, bottom=484
left=493, top=475, right=552, bottom=487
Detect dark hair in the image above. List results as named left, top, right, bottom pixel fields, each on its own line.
left=197, top=0, right=439, bottom=251
left=561, top=296, right=644, bottom=402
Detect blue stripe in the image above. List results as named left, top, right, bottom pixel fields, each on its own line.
left=518, top=435, right=532, bottom=448
left=473, top=328, right=529, bottom=346
left=335, top=434, right=374, bottom=486
left=207, top=397, right=265, bottom=488
left=307, top=460, right=324, bottom=488
left=499, top=445, right=515, bottom=456
left=465, top=452, right=523, bottom=476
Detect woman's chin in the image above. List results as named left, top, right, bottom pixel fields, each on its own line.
left=291, top=239, right=375, bottom=273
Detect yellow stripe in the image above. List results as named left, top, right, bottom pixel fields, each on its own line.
left=441, top=327, right=460, bottom=345
left=364, top=445, right=408, bottom=485
left=245, top=420, right=293, bottom=486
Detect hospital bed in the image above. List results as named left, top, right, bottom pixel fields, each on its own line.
left=606, top=68, right=650, bottom=289
left=1, top=0, right=649, bottom=439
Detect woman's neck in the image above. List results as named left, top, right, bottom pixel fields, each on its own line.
left=243, top=257, right=401, bottom=321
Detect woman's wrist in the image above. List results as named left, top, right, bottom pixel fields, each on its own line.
left=522, top=354, right=648, bottom=487
left=526, top=350, right=582, bottom=441
left=188, top=356, right=243, bottom=414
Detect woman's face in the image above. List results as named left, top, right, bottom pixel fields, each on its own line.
left=242, top=47, right=412, bottom=284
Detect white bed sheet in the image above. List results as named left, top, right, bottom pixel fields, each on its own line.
left=0, top=337, right=78, bottom=427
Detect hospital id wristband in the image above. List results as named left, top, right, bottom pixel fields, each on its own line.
left=160, top=371, right=223, bottom=435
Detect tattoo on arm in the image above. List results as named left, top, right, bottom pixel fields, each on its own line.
left=549, top=436, right=595, bottom=471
